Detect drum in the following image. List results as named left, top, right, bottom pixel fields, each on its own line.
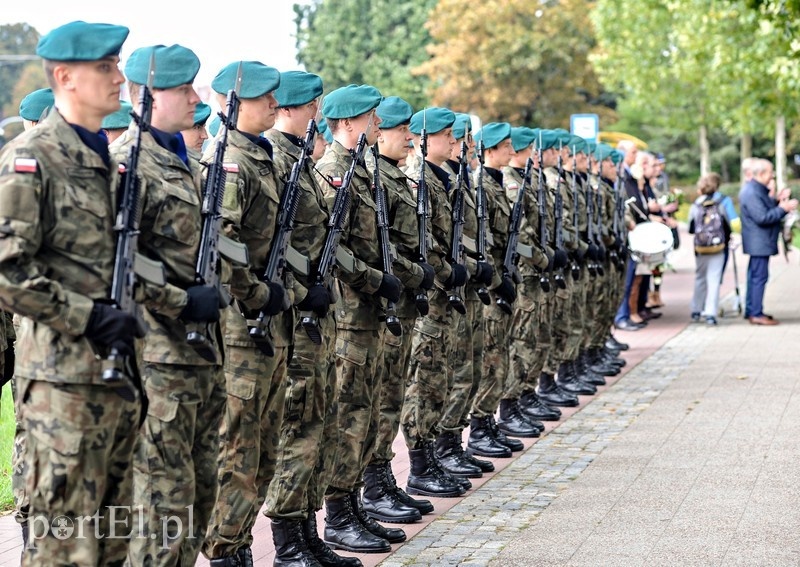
left=627, top=221, right=674, bottom=265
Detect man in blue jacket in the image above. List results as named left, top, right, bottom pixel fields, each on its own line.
left=739, top=159, right=798, bottom=325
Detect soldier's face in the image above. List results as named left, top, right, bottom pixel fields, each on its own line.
left=576, top=152, right=589, bottom=172
left=239, top=92, right=278, bottom=134
left=601, top=158, right=616, bottom=180
left=378, top=124, right=412, bottom=161
left=427, top=127, right=455, bottom=164
left=488, top=138, right=514, bottom=167
left=542, top=148, right=558, bottom=168
left=152, top=84, right=200, bottom=134
left=181, top=122, right=208, bottom=153
left=60, top=57, right=125, bottom=121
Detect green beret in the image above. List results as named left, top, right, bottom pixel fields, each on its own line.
left=37, top=21, right=129, bottom=61
left=595, top=145, right=615, bottom=163
left=452, top=113, right=472, bottom=140
left=19, top=88, right=54, bottom=121
left=101, top=100, right=133, bottom=129
left=475, top=122, right=512, bottom=150
left=193, top=102, right=212, bottom=126
left=585, top=140, right=597, bottom=155
left=550, top=128, right=572, bottom=149
left=126, top=45, right=200, bottom=89
left=322, top=84, right=382, bottom=120
left=208, top=114, right=221, bottom=137
left=377, top=96, right=413, bottom=130
left=274, top=71, right=322, bottom=108
left=409, top=107, right=456, bottom=135
left=510, top=126, right=537, bottom=152
left=610, top=149, right=624, bottom=165
left=212, top=61, right=280, bottom=99
left=567, top=135, right=588, bottom=155
left=319, top=119, right=333, bottom=143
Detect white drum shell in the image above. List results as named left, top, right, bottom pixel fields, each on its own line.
left=627, top=222, right=674, bottom=265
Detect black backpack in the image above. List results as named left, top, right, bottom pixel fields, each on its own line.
left=693, top=200, right=726, bottom=254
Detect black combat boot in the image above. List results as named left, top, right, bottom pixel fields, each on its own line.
left=427, top=440, right=471, bottom=491
left=597, top=346, right=626, bottom=367
left=272, top=518, right=324, bottom=567
left=467, top=415, right=512, bottom=458
left=435, top=432, right=483, bottom=478
left=236, top=547, right=254, bottom=567
left=462, top=450, right=495, bottom=472
left=361, top=463, right=422, bottom=524
left=350, top=490, right=406, bottom=543
left=586, top=348, right=621, bottom=376
left=487, top=414, right=524, bottom=451
left=606, top=334, right=629, bottom=351
left=323, top=496, right=390, bottom=553
left=556, top=361, right=598, bottom=395
left=208, top=556, right=242, bottom=567
left=573, top=356, right=607, bottom=386
left=497, top=398, right=543, bottom=438
left=406, top=446, right=464, bottom=497
left=303, top=509, right=363, bottom=567
left=519, top=390, right=562, bottom=421
left=537, top=372, right=579, bottom=407
left=382, top=462, right=434, bottom=514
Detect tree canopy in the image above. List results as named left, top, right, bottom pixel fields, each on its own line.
left=0, top=23, right=42, bottom=120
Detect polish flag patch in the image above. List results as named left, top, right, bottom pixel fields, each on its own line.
left=223, top=162, right=240, bottom=173
left=507, top=183, right=519, bottom=191
left=14, top=158, right=37, bottom=173
left=118, top=164, right=127, bottom=173
left=331, top=176, right=342, bottom=187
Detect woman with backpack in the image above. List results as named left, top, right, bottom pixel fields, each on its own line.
left=688, top=172, right=732, bottom=325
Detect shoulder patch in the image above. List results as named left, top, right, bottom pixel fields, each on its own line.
left=14, top=158, right=37, bottom=174
left=507, top=183, right=519, bottom=191
left=223, top=162, right=240, bottom=173
left=331, top=176, right=342, bottom=187
left=118, top=163, right=127, bottom=173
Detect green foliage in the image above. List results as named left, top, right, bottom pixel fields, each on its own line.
left=0, top=23, right=41, bottom=119
left=294, top=0, right=436, bottom=109
left=0, top=383, right=14, bottom=511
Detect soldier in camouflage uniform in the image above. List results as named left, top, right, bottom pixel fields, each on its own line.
left=261, top=71, right=356, bottom=567
left=111, top=45, right=227, bottom=567
left=466, top=123, right=525, bottom=459
left=181, top=102, right=211, bottom=158
left=200, top=61, right=293, bottom=567
left=401, top=107, right=469, bottom=500
left=436, top=114, right=496, bottom=479
left=314, top=85, right=407, bottom=554
left=361, top=96, right=436, bottom=526
left=500, top=127, right=555, bottom=438
left=0, top=22, right=143, bottom=566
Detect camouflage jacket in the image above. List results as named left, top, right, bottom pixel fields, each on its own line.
left=563, top=170, right=590, bottom=256
left=0, top=111, right=119, bottom=383
left=545, top=166, right=579, bottom=253
left=315, top=140, right=384, bottom=330
left=474, top=165, right=509, bottom=291
left=111, top=125, right=223, bottom=366
left=503, top=165, right=550, bottom=276
left=202, top=129, right=293, bottom=349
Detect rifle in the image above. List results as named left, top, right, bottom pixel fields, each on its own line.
left=247, top=118, right=316, bottom=355
left=536, top=143, right=551, bottom=293
left=497, top=156, right=531, bottom=315
left=187, top=63, right=250, bottom=361
left=585, top=168, right=599, bottom=278
left=475, top=141, right=492, bottom=299
left=594, top=182, right=607, bottom=276
left=301, top=133, right=368, bottom=344
left=414, top=119, right=430, bottom=316
left=553, top=149, right=567, bottom=289
left=103, top=53, right=166, bottom=383
left=371, top=143, right=402, bottom=336
left=448, top=141, right=467, bottom=315
left=569, top=150, right=582, bottom=280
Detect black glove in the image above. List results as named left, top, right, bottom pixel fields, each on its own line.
left=297, top=284, right=333, bottom=317
left=180, top=285, right=221, bottom=323
left=586, top=243, right=600, bottom=262
left=474, top=261, right=494, bottom=285
left=444, top=263, right=468, bottom=289
left=573, top=247, right=586, bottom=263
left=544, top=252, right=554, bottom=272
left=85, top=303, right=141, bottom=359
left=418, top=261, right=435, bottom=290
left=553, top=249, right=569, bottom=269
left=494, top=277, right=517, bottom=304
left=261, top=281, right=290, bottom=316
left=377, top=273, right=402, bottom=303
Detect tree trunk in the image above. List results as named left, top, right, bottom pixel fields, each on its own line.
left=699, top=124, right=710, bottom=176
left=740, top=132, right=752, bottom=184
left=776, top=116, right=786, bottom=188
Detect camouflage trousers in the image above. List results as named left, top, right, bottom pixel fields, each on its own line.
left=507, top=278, right=546, bottom=400
left=18, top=378, right=140, bottom=567
left=471, top=301, right=512, bottom=417
left=203, top=344, right=289, bottom=558
left=12, top=376, right=29, bottom=528
left=129, top=363, right=226, bottom=567
left=327, top=326, right=386, bottom=499
left=373, top=315, right=416, bottom=463
left=586, top=268, right=609, bottom=349
left=265, top=314, right=338, bottom=517
left=439, top=297, right=484, bottom=434
left=401, top=302, right=454, bottom=448
left=567, top=270, right=588, bottom=361
left=544, top=274, right=574, bottom=375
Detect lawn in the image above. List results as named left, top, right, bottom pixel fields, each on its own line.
left=1, top=382, right=15, bottom=512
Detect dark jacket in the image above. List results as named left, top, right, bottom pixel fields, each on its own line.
left=739, top=178, right=786, bottom=257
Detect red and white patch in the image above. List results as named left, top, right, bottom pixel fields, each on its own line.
left=14, top=158, right=37, bottom=173
left=331, top=176, right=342, bottom=187
left=118, top=164, right=127, bottom=173
left=507, top=183, right=519, bottom=191
left=223, top=162, right=240, bottom=173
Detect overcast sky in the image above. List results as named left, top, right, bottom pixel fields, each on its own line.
left=0, top=0, right=306, bottom=88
